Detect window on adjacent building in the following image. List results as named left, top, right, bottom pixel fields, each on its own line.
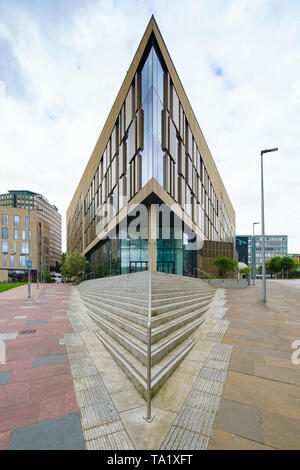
left=14, top=216, right=20, bottom=227
left=14, top=229, right=18, bottom=240
left=2, top=227, right=8, bottom=239
left=1, top=214, right=8, bottom=225
left=28, top=230, right=31, bottom=241
left=20, top=255, right=26, bottom=267
left=25, top=216, right=29, bottom=228
left=10, top=255, right=14, bottom=266
left=21, top=242, right=29, bottom=254
left=3, top=254, right=7, bottom=266
left=1, top=241, right=8, bottom=253
left=22, top=230, right=26, bottom=240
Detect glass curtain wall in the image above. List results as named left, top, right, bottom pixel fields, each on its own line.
left=141, top=46, right=164, bottom=187
left=156, top=210, right=196, bottom=276
left=87, top=225, right=148, bottom=278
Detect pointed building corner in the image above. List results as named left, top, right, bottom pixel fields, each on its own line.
left=67, top=17, right=236, bottom=280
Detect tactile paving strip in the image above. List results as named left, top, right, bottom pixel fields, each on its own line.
left=64, top=332, right=134, bottom=450
left=205, top=320, right=230, bottom=342
left=161, top=310, right=233, bottom=450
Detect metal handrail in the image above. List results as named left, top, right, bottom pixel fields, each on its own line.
left=193, top=267, right=216, bottom=279
left=144, top=255, right=153, bottom=422
left=74, top=271, right=95, bottom=284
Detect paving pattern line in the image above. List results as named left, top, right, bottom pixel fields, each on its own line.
left=64, top=291, right=135, bottom=451
left=160, top=292, right=233, bottom=450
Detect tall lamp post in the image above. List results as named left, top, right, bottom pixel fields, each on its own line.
left=261, top=148, right=278, bottom=304
left=252, top=222, right=260, bottom=285
left=36, top=209, right=44, bottom=289
left=27, top=207, right=31, bottom=298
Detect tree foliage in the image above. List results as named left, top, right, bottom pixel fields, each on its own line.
left=281, top=256, right=295, bottom=275
left=213, top=256, right=238, bottom=278
left=268, top=256, right=282, bottom=275
left=61, top=250, right=89, bottom=279
left=42, top=271, right=52, bottom=283
left=239, top=266, right=253, bottom=276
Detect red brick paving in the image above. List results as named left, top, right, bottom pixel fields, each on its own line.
left=0, top=284, right=79, bottom=449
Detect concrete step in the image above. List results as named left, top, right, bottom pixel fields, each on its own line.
left=95, top=328, right=195, bottom=399
left=80, top=290, right=214, bottom=315
left=77, top=270, right=216, bottom=399
left=79, top=288, right=214, bottom=307
left=86, top=306, right=207, bottom=365
left=81, top=295, right=211, bottom=334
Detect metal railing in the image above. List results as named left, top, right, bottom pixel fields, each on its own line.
left=144, top=256, right=154, bottom=422
left=73, top=271, right=95, bottom=284
left=193, top=267, right=216, bottom=279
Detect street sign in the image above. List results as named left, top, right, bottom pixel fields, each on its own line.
left=26, top=260, right=32, bottom=269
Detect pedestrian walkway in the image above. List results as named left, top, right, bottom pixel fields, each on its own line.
left=0, top=283, right=84, bottom=450
left=1, top=279, right=299, bottom=449
left=208, top=279, right=300, bottom=450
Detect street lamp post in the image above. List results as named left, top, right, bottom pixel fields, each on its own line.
left=252, top=222, right=260, bottom=285
left=36, top=209, right=44, bottom=289
left=27, top=207, right=31, bottom=298
left=261, top=148, right=278, bottom=304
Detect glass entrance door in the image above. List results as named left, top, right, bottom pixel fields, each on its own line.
left=129, top=261, right=148, bottom=273
left=157, top=261, right=175, bottom=274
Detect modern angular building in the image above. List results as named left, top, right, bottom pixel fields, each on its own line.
left=0, top=190, right=62, bottom=271
left=67, top=17, right=235, bottom=278
left=236, top=235, right=288, bottom=272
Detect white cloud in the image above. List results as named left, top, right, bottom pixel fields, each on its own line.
left=0, top=0, right=299, bottom=253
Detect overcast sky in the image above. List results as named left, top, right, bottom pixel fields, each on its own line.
left=0, top=0, right=299, bottom=253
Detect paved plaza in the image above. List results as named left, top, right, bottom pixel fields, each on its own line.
left=0, top=279, right=299, bottom=450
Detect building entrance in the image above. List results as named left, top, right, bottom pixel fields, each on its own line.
left=129, top=261, right=149, bottom=273
left=157, top=261, right=175, bottom=274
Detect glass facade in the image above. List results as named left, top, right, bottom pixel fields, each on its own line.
left=87, top=210, right=198, bottom=278
left=88, top=232, right=148, bottom=278
left=141, top=46, right=164, bottom=187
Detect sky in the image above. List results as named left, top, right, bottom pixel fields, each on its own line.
left=0, top=0, right=299, bottom=253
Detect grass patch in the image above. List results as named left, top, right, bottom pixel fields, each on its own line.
left=0, top=282, right=27, bottom=293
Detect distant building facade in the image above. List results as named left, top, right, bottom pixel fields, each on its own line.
left=236, top=235, right=288, bottom=272
left=0, top=206, right=50, bottom=282
left=0, top=190, right=62, bottom=271
left=288, top=253, right=300, bottom=262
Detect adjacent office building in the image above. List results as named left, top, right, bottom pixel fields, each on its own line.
left=0, top=190, right=62, bottom=271
left=288, top=253, right=300, bottom=262
left=236, top=235, right=288, bottom=272
left=67, top=17, right=235, bottom=278
left=0, top=206, right=50, bottom=282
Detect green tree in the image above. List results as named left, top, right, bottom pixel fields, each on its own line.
left=239, top=266, right=253, bottom=276
left=61, top=261, right=71, bottom=279
left=213, top=256, right=238, bottom=278
left=64, top=250, right=89, bottom=280
left=269, top=256, right=282, bottom=278
left=42, top=271, right=52, bottom=283
left=281, top=257, right=295, bottom=278
left=265, top=260, right=272, bottom=276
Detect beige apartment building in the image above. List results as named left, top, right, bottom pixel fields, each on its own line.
left=67, top=16, right=235, bottom=278
left=0, top=206, right=50, bottom=282
left=0, top=190, right=62, bottom=271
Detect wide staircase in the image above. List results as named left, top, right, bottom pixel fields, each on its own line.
left=77, top=271, right=216, bottom=398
